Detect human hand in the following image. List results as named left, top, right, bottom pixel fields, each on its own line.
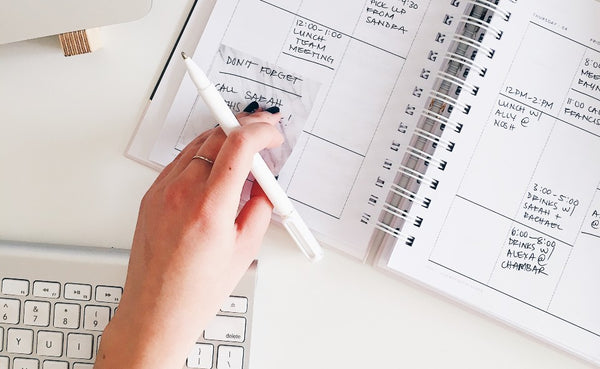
left=95, top=106, right=283, bottom=369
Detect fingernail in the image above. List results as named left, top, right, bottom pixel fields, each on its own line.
left=243, top=101, right=259, bottom=113
left=265, top=106, right=280, bottom=114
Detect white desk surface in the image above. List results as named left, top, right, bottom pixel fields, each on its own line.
left=0, top=1, right=596, bottom=368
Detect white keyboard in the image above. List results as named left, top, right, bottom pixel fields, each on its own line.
left=0, top=240, right=257, bottom=369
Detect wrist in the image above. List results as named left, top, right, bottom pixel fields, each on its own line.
left=95, top=301, right=207, bottom=369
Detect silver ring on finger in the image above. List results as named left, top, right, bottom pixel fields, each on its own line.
left=191, top=155, right=214, bottom=165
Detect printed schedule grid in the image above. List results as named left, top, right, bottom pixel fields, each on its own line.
left=174, top=0, right=417, bottom=219
left=152, top=0, right=450, bottom=258
left=428, top=20, right=600, bottom=341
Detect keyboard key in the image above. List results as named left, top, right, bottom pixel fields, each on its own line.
left=73, top=363, right=94, bottom=369
left=66, top=333, right=93, bottom=359
left=24, top=301, right=51, bottom=327
left=204, top=316, right=246, bottom=343
left=37, top=331, right=63, bottom=357
left=7, top=328, right=34, bottom=354
left=95, top=286, right=122, bottom=304
left=0, top=298, right=20, bottom=324
left=0, top=327, right=3, bottom=350
left=43, top=361, right=68, bottom=369
left=53, top=303, right=80, bottom=329
left=13, top=357, right=39, bottom=369
left=2, top=278, right=29, bottom=296
left=216, top=346, right=244, bottom=369
left=33, top=281, right=61, bottom=299
left=83, top=305, right=111, bottom=331
left=186, top=343, right=214, bottom=368
left=0, top=356, right=7, bottom=369
left=64, top=284, right=92, bottom=301
left=221, top=296, right=248, bottom=313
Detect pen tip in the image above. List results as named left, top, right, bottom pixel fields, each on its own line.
left=181, top=52, right=188, bottom=60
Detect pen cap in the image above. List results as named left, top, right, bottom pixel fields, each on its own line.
left=282, top=211, right=324, bottom=262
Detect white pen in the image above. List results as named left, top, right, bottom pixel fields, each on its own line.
left=181, top=52, right=323, bottom=262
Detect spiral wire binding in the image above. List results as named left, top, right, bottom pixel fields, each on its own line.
left=413, top=127, right=455, bottom=152
left=461, top=15, right=504, bottom=39
left=389, top=183, right=432, bottom=208
left=373, top=1, right=511, bottom=248
left=429, top=90, right=471, bottom=114
left=405, top=146, right=448, bottom=170
left=421, top=109, right=463, bottom=133
left=397, top=165, right=439, bottom=190
left=436, top=71, right=479, bottom=96
left=444, top=51, right=488, bottom=76
left=452, top=34, right=496, bottom=58
left=467, top=0, right=511, bottom=21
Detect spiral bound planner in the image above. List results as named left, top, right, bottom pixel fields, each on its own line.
left=128, top=0, right=600, bottom=364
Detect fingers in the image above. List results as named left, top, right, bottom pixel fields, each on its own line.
left=155, top=128, right=217, bottom=185
left=238, top=101, right=259, bottom=117
left=237, top=101, right=281, bottom=120
left=157, top=103, right=281, bottom=185
left=204, top=122, right=283, bottom=217
left=238, top=110, right=281, bottom=126
left=234, top=183, right=272, bottom=258
left=188, top=110, right=281, bottom=173
left=151, top=102, right=283, bottom=228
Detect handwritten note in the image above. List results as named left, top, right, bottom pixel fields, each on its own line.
left=160, top=44, right=320, bottom=175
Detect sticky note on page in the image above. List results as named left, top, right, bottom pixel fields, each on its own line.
left=205, top=44, right=320, bottom=174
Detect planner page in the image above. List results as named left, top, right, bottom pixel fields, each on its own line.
left=147, top=0, right=474, bottom=259
left=388, top=0, right=600, bottom=364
